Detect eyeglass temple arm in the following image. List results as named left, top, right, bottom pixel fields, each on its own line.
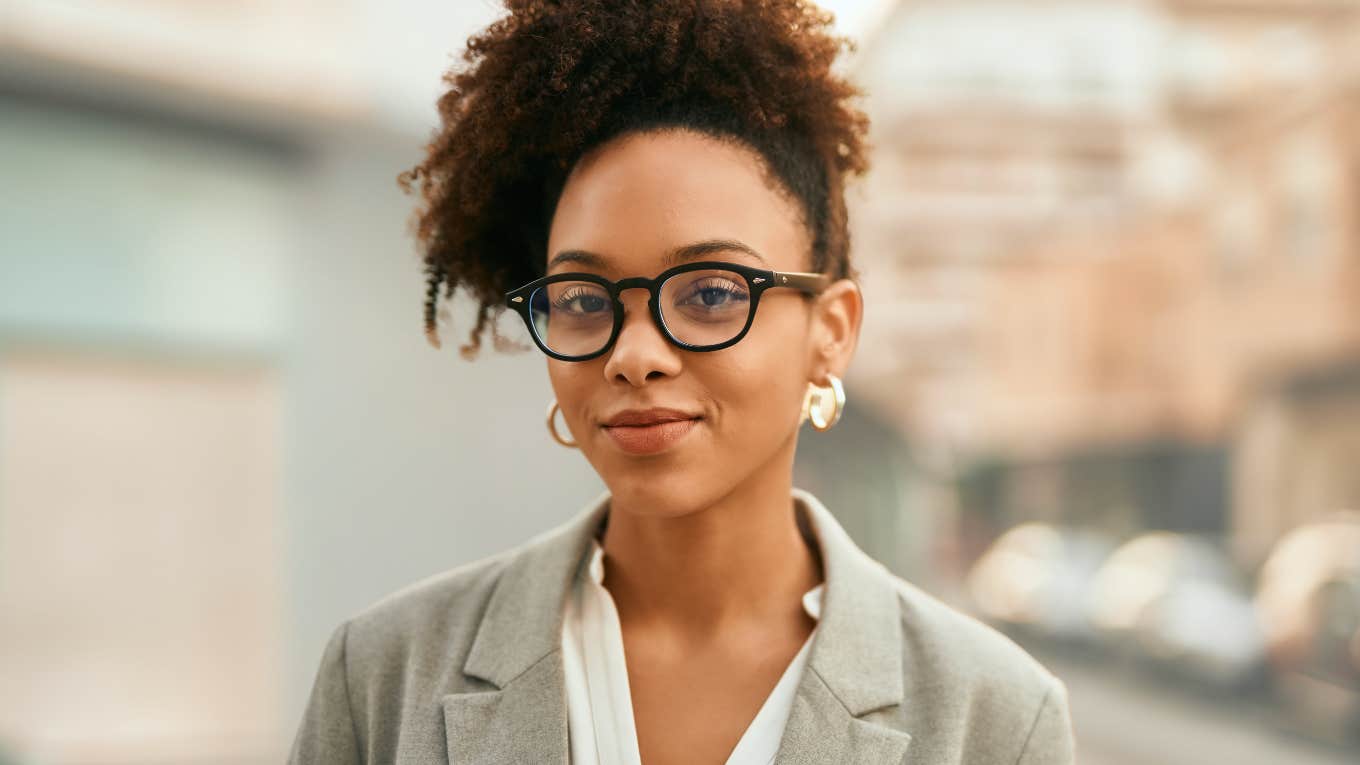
left=770, top=270, right=832, bottom=295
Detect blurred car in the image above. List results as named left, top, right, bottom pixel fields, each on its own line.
left=965, top=522, right=1116, bottom=644
left=1254, top=512, right=1360, bottom=742
left=1086, top=531, right=1267, bottom=690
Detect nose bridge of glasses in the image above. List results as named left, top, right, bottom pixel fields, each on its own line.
left=613, top=275, right=658, bottom=295
left=607, top=277, right=669, bottom=351
left=610, top=276, right=661, bottom=312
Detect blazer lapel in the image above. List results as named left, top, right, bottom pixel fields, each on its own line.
left=442, top=489, right=612, bottom=765
left=442, top=649, right=569, bottom=764
left=774, top=488, right=914, bottom=763
left=775, top=673, right=913, bottom=764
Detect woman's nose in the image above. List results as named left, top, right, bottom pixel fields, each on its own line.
left=602, top=289, right=682, bottom=384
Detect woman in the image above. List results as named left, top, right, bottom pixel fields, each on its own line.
left=290, top=1, right=1076, bottom=763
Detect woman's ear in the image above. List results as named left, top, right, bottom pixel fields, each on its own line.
left=807, top=278, right=863, bottom=382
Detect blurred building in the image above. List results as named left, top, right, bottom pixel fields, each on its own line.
left=850, top=0, right=1157, bottom=453
left=850, top=0, right=1360, bottom=559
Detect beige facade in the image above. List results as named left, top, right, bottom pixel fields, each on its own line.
left=851, top=0, right=1360, bottom=460
left=850, top=0, right=1360, bottom=567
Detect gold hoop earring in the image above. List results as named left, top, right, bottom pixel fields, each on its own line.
left=546, top=399, right=579, bottom=448
left=802, top=373, right=845, bottom=431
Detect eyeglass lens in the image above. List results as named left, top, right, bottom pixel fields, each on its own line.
left=528, top=268, right=752, bottom=357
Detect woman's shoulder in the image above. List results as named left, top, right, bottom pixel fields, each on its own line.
left=888, top=571, right=1060, bottom=691
left=875, top=568, right=1074, bottom=762
left=328, top=546, right=516, bottom=682
left=351, top=546, right=516, bottom=631
left=292, top=529, right=576, bottom=764
left=336, top=506, right=596, bottom=673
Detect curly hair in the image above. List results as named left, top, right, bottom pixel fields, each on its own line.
left=397, top=0, right=872, bottom=359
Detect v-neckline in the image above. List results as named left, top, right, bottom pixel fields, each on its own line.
left=571, top=536, right=825, bottom=764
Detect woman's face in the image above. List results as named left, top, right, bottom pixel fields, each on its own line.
left=544, top=128, right=860, bottom=516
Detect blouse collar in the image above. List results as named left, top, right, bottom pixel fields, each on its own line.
left=582, top=534, right=826, bottom=620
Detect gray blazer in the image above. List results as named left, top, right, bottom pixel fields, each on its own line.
left=290, top=488, right=1076, bottom=764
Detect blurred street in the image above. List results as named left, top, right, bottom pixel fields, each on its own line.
left=1014, top=638, right=1357, bottom=765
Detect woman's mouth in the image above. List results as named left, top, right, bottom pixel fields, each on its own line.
left=601, top=417, right=701, bottom=455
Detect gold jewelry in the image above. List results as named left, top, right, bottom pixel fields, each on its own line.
left=802, top=373, right=845, bottom=431
left=546, top=399, right=579, bottom=448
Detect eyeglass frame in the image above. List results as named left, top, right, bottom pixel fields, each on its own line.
left=504, top=259, right=831, bottom=361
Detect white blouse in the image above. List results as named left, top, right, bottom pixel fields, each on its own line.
left=561, top=534, right=826, bottom=765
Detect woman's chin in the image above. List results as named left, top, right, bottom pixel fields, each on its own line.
left=600, top=478, right=715, bottom=518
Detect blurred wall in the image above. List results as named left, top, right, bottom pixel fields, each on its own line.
left=0, top=74, right=607, bottom=763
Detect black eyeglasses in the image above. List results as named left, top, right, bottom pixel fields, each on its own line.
left=505, top=260, right=830, bottom=361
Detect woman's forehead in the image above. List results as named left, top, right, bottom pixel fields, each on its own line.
left=547, top=130, right=810, bottom=276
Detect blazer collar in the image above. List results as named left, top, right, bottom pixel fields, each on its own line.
left=442, top=487, right=912, bottom=763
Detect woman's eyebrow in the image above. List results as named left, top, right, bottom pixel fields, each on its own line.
left=546, top=250, right=607, bottom=270
left=547, top=239, right=769, bottom=272
left=664, top=239, right=769, bottom=266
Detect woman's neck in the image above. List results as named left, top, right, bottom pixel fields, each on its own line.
left=597, top=459, right=824, bottom=641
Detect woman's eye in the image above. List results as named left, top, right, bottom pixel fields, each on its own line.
left=553, top=290, right=609, bottom=313
left=698, top=287, right=732, bottom=305
left=683, top=281, right=748, bottom=308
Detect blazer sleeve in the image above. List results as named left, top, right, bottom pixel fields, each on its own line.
left=1014, top=675, right=1076, bottom=765
left=289, top=619, right=363, bottom=765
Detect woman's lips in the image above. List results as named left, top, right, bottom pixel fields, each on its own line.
left=602, top=418, right=700, bottom=455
